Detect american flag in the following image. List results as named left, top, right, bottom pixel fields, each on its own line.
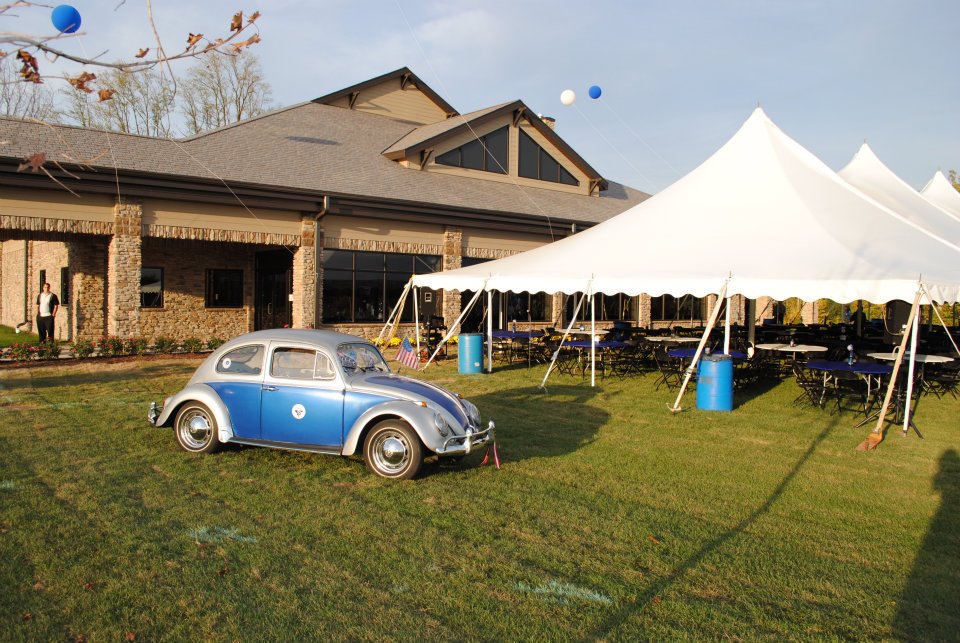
left=395, top=336, right=420, bottom=370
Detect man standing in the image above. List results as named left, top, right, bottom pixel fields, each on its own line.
left=36, top=282, right=60, bottom=343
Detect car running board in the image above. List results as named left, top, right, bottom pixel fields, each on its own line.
left=227, top=437, right=342, bottom=455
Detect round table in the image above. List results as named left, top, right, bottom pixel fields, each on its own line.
left=755, top=343, right=828, bottom=354
left=644, top=336, right=700, bottom=344
left=867, top=352, right=954, bottom=363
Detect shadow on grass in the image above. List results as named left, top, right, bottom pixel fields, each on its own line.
left=893, top=448, right=960, bottom=639
left=466, top=383, right=607, bottom=461
left=589, top=413, right=842, bottom=638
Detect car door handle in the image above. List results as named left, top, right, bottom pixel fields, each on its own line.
left=262, top=385, right=278, bottom=391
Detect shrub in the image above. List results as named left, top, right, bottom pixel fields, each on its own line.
left=36, top=342, right=62, bottom=360
left=72, top=338, right=95, bottom=359
left=98, top=336, right=126, bottom=357
left=8, top=342, right=35, bottom=361
left=206, top=336, right=225, bottom=351
left=152, top=337, right=178, bottom=354
left=182, top=337, right=203, bottom=353
left=124, top=337, right=148, bottom=355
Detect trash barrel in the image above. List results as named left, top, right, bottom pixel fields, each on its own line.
left=697, top=353, right=733, bottom=411
left=458, top=333, right=484, bottom=374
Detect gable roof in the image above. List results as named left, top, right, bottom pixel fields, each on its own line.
left=382, top=100, right=608, bottom=191
left=921, top=170, right=960, bottom=219
left=312, top=67, right=458, bottom=118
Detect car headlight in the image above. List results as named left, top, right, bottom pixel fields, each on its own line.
left=433, top=412, right=450, bottom=437
left=462, top=399, right=480, bottom=425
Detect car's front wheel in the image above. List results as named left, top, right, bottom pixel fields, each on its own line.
left=364, top=420, right=423, bottom=480
left=174, top=402, right=221, bottom=454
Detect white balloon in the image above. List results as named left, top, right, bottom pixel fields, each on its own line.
left=560, top=89, right=576, bottom=106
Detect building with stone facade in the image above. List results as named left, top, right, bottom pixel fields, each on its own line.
left=0, top=68, right=806, bottom=342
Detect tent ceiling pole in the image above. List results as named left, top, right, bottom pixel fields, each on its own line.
left=902, top=307, right=920, bottom=436
left=422, top=282, right=486, bottom=368
left=413, top=287, right=421, bottom=361
left=724, top=295, right=732, bottom=354
left=671, top=280, right=729, bottom=413
left=539, top=292, right=586, bottom=392
left=590, top=290, right=596, bottom=388
left=487, top=290, right=493, bottom=373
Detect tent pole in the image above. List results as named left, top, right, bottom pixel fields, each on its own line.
left=902, top=306, right=920, bottom=436
left=486, top=290, right=493, bottom=373
left=590, top=291, right=596, bottom=388
left=422, top=284, right=487, bottom=369
left=413, top=286, right=421, bottom=361
left=859, top=289, right=922, bottom=450
left=671, top=280, right=729, bottom=413
left=377, top=279, right=411, bottom=348
left=538, top=293, right=586, bottom=392
left=723, top=295, right=731, bottom=354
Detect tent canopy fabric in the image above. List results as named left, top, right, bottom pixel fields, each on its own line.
left=413, top=109, right=960, bottom=304
left=920, top=171, right=960, bottom=220
left=839, top=143, right=960, bottom=245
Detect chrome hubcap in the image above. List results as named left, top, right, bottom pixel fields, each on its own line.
left=179, top=409, right=212, bottom=450
left=372, top=431, right=410, bottom=475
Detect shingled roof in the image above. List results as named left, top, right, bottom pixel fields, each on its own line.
left=0, top=100, right=647, bottom=225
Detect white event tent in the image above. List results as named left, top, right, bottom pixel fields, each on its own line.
left=839, top=143, right=960, bottom=245
left=920, top=171, right=960, bottom=220
left=396, top=108, right=960, bottom=441
left=412, top=108, right=960, bottom=305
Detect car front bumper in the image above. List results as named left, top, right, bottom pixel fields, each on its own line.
left=437, top=420, right=495, bottom=456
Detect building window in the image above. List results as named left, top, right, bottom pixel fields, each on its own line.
left=518, top=130, right=579, bottom=186
left=205, top=269, right=243, bottom=308
left=651, top=295, right=703, bottom=322
left=39, top=269, right=46, bottom=291
left=140, top=267, right=163, bottom=308
left=504, top=291, right=547, bottom=324
left=435, top=126, right=508, bottom=174
left=60, top=267, right=70, bottom=305
left=563, top=293, right=635, bottom=323
left=322, top=250, right=441, bottom=324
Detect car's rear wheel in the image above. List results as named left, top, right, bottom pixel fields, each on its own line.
left=174, top=402, right=221, bottom=454
left=364, top=420, right=423, bottom=480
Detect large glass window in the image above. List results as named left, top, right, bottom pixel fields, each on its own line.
left=436, top=126, right=508, bottom=174
left=651, top=295, right=703, bottom=322
left=518, top=130, right=579, bottom=186
left=322, top=251, right=441, bottom=324
left=141, top=267, right=163, bottom=308
left=205, top=269, right=243, bottom=308
left=563, top=292, right=635, bottom=323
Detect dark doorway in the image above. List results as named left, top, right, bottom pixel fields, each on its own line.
left=255, top=249, right=293, bottom=330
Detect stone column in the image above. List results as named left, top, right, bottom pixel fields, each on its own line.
left=107, top=198, right=142, bottom=338
left=637, top=294, right=652, bottom=329
left=441, top=226, right=463, bottom=331
left=292, top=215, right=317, bottom=329
left=316, top=223, right=326, bottom=325
left=67, top=239, right=108, bottom=340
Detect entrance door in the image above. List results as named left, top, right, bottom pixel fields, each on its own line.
left=255, top=250, right=293, bottom=330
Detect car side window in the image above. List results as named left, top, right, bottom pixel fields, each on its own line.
left=271, top=347, right=336, bottom=380
left=216, top=344, right=264, bottom=375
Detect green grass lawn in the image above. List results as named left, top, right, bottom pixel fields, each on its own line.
left=1, top=357, right=957, bottom=641
left=0, top=324, right=36, bottom=348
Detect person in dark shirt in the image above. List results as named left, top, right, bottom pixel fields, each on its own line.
left=35, top=282, right=60, bottom=343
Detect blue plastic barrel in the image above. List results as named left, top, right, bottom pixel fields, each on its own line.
left=697, top=353, right=733, bottom=411
left=458, top=333, right=484, bottom=374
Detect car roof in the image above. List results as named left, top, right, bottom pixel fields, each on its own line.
left=220, top=329, right=372, bottom=352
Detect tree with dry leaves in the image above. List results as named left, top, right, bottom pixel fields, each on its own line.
left=59, top=66, right=175, bottom=137
left=179, top=50, right=272, bottom=135
left=0, top=54, right=58, bottom=120
left=1, top=2, right=261, bottom=102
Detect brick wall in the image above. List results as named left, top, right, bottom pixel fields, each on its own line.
left=68, top=238, right=108, bottom=340
left=139, top=238, right=255, bottom=341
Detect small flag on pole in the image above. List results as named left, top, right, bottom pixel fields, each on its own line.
left=396, top=336, right=420, bottom=370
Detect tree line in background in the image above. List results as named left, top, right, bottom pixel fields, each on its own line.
left=1, top=50, right=271, bottom=137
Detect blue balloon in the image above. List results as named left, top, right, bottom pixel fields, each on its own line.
left=588, top=85, right=602, bottom=100
left=52, top=5, right=82, bottom=34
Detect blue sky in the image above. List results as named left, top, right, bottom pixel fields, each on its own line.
left=16, top=0, right=959, bottom=192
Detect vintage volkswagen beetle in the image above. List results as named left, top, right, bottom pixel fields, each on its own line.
left=148, top=329, right=494, bottom=479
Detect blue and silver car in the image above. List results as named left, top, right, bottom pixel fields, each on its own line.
left=148, top=329, right=494, bottom=479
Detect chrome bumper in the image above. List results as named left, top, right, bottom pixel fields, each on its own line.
left=438, top=420, right=495, bottom=456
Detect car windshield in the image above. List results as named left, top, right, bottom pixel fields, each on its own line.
left=337, top=343, right=390, bottom=375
